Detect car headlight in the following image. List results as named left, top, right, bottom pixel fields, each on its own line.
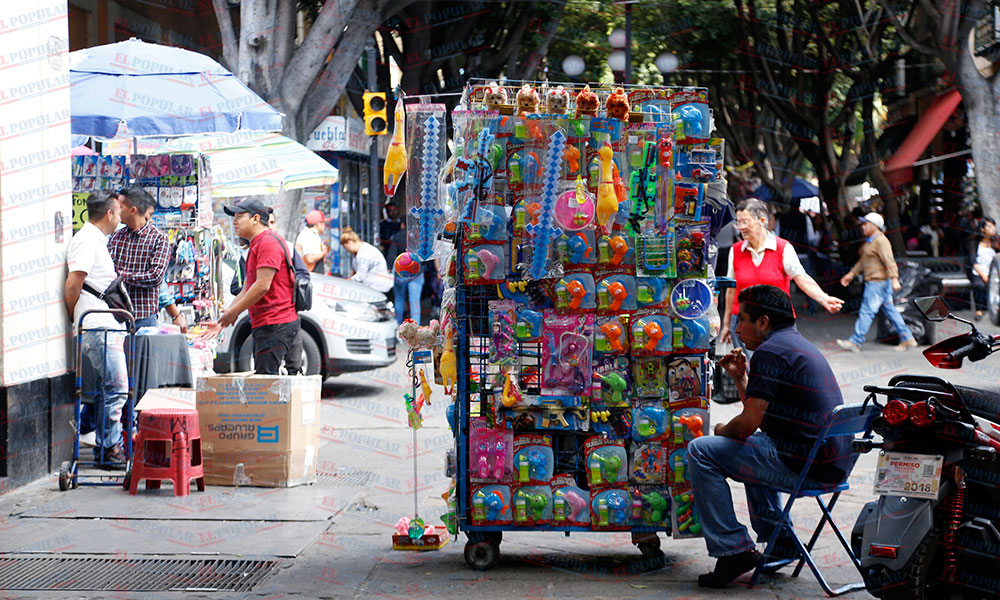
left=326, top=299, right=380, bottom=322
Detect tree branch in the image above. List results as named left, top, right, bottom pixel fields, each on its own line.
left=211, top=0, right=238, bottom=72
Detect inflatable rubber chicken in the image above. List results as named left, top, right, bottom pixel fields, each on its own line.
left=384, top=101, right=407, bottom=197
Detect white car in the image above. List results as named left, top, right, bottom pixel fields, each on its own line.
left=213, top=273, right=399, bottom=377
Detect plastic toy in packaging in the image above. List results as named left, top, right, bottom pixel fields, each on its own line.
left=597, top=234, right=632, bottom=266
left=541, top=312, right=593, bottom=399
left=632, top=403, right=668, bottom=441
left=559, top=231, right=596, bottom=266
left=595, top=315, right=629, bottom=354
left=555, top=274, right=595, bottom=311
left=667, top=356, right=704, bottom=400
left=668, top=447, right=689, bottom=485
left=672, top=315, right=711, bottom=351
left=471, top=485, right=512, bottom=524
left=594, top=371, right=629, bottom=408
left=553, top=182, right=595, bottom=231
left=628, top=140, right=660, bottom=234
left=631, top=442, right=665, bottom=484
left=515, top=308, right=543, bottom=342
left=633, top=356, right=667, bottom=398
left=672, top=492, right=702, bottom=536
left=589, top=407, right=632, bottom=439
left=595, top=145, right=618, bottom=235
left=597, top=274, right=637, bottom=313
left=467, top=203, right=508, bottom=242
left=513, top=434, right=554, bottom=484
left=384, top=101, right=407, bottom=197
left=591, top=488, right=632, bottom=529
left=534, top=407, right=588, bottom=431
left=675, top=222, right=708, bottom=278
left=513, top=485, right=552, bottom=525
left=630, top=313, right=672, bottom=355
left=670, top=406, right=710, bottom=443
left=631, top=487, right=671, bottom=526
left=671, top=278, right=712, bottom=320
left=470, top=419, right=513, bottom=482
left=551, top=476, right=590, bottom=525
left=489, top=300, right=516, bottom=365
left=673, top=101, right=710, bottom=139
left=464, top=246, right=505, bottom=283
left=585, top=437, right=628, bottom=488
left=673, top=182, right=703, bottom=221
left=636, top=277, right=670, bottom=308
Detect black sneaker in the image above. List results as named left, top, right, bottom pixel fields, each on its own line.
left=698, top=550, right=761, bottom=588
left=95, top=445, right=127, bottom=471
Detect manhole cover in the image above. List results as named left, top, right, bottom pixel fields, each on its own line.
left=318, top=468, right=373, bottom=487
left=0, top=557, right=279, bottom=592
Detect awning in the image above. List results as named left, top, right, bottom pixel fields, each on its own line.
left=884, top=89, right=963, bottom=186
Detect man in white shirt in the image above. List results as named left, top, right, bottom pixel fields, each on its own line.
left=295, top=210, right=329, bottom=273
left=64, top=190, right=128, bottom=468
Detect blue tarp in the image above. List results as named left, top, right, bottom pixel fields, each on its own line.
left=752, top=178, right=820, bottom=202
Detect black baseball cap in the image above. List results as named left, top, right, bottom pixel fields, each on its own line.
left=224, top=198, right=271, bottom=220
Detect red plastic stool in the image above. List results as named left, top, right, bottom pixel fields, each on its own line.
left=129, top=408, right=205, bottom=496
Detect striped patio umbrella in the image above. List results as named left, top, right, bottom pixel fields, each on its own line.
left=153, top=132, right=338, bottom=197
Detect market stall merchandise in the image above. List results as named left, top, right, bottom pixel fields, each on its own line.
left=389, top=80, right=733, bottom=568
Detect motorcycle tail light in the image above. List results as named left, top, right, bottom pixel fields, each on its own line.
left=908, top=401, right=936, bottom=427
left=883, top=399, right=909, bottom=426
left=869, top=544, right=899, bottom=559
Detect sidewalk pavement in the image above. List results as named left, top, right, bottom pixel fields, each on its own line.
left=2, top=303, right=997, bottom=599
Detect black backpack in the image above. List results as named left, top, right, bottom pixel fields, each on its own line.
left=268, top=232, right=313, bottom=312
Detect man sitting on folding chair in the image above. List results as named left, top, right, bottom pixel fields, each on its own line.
left=688, top=284, right=853, bottom=589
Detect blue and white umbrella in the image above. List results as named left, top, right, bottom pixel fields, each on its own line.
left=70, top=38, right=283, bottom=138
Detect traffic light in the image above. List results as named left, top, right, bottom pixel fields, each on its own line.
left=363, top=91, right=387, bottom=135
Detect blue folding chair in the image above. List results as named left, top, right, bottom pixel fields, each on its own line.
left=748, top=402, right=880, bottom=596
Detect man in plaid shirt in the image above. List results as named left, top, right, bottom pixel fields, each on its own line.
left=108, top=187, right=170, bottom=328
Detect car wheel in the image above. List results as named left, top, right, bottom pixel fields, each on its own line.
left=236, top=337, right=254, bottom=372
left=301, top=332, right=322, bottom=376
left=989, top=256, right=1000, bottom=326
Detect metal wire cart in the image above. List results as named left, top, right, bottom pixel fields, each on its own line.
left=432, top=81, right=733, bottom=570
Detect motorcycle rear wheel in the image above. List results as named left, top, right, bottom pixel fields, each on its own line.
left=879, top=526, right=952, bottom=600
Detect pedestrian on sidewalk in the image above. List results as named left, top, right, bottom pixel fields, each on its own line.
left=720, top=198, right=843, bottom=349
left=203, top=198, right=300, bottom=374
left=968, top=217, right=999, bottom=320
left=385, top=224, right=425, bottom=325
left=340, top=227, right=393, bottom=293
left=295, top=209, right=330, bottom=274
left=64, top=190, right=128, bottom=467
left=836, top=212, right=917, bottom=352
left=688, top=285, right=851, bottom=588
left=107, top=186, right=170, bottom=329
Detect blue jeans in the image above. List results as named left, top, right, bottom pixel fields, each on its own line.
left=80, top=330, right=128, bottom=450
left=849, top=279, right=913, bottom=346
left=394, top=272, right=425, bottom=325
left=687, top=432, right=803, bottom=557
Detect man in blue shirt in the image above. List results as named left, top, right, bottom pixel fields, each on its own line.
left=687, top=284, right=851, bottom=588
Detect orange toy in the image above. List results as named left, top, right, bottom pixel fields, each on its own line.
left=642, top=321, right=664, bottom=352
left=609, top=235, right=629, bottom=264
left=565, top=146, right=580, bottom=173
left=606, top=87, right=631, bottom=120
left=678, top=414, right=704, bottom=438
left=607, top=281, right=629, bottom=312
left=575, top=84, right=599, bottom=118
left=566, top=280, right=588, bottom=310
left=600, top=321, right=625, bottom=352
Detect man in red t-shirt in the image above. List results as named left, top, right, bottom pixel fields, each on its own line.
left=204, top=198, right=299, bottom=374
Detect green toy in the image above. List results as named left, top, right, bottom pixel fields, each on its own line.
left=599, top=372, right=627, bottom=405
left=527, top=493, right=548, bottom=521
left=643, top=491, right=669, bottom=523
left=589, top=452, right=622, bottom=484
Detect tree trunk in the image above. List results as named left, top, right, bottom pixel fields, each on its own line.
left=957, top=38, right=1000, bottom=221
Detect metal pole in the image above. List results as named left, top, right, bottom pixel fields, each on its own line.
left=625, top=4, right=632, bottom=85
left=366, top=42, right=380, bottom=246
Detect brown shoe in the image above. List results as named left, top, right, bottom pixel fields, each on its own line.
left=895, top=339, right=918, bottom=352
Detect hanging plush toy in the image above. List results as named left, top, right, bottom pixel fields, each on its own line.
left=516, top=84, right=540, bottom=117
left=384, top=101, right=407, bottom=197
left=545, top=85, right=570, bottom=115
left=483, top=81, right=508, bottom=112
left=575, top=84, right=599, bottom=118
left=605, top=87, right=631, bottom=121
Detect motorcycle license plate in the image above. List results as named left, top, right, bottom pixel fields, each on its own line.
left=874, top=452, right=943, bottom=500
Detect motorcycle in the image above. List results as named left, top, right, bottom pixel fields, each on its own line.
left=851, top=295, right=1000, bottom=599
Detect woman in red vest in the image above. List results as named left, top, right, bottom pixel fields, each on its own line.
left=720, top=198, right=844, bottom=348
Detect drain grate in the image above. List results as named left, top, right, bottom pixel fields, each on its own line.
left=0, top=557, right=279, bottom=592
left=318, top=468, right=374, bottom=487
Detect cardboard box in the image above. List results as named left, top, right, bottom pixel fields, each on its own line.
left=197, top=374, right=322, bottom=487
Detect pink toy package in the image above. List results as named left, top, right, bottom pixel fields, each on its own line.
left=540, top=310, right=594, bottom=401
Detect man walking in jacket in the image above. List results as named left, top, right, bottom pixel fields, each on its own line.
left=836, top=212, right=917, bottom=352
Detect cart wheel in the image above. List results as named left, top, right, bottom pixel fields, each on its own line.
left=58, top=461, right=71, bottom=492
left=638, top=541, right=664, bottom=560
left=464, top=539, right=499, bottom=571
